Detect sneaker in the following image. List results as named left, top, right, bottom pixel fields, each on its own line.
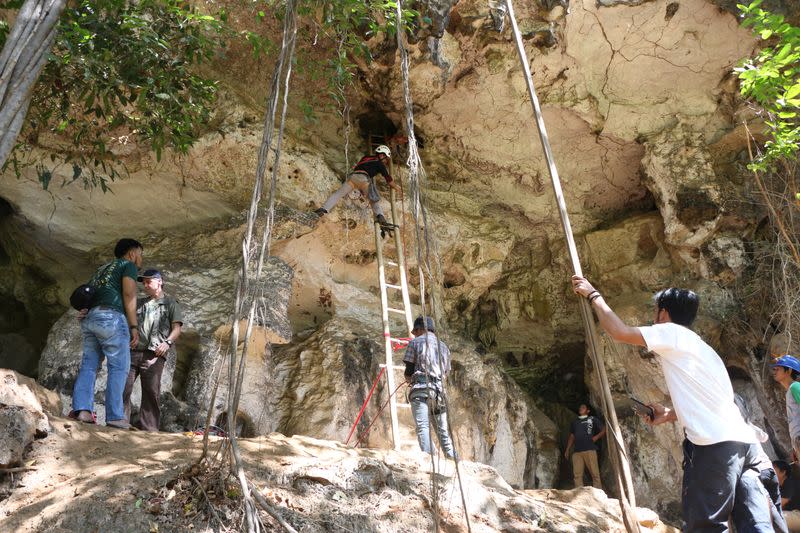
left=313, top=208, right=327, bottom=217
left=68, top=410, right=96, bottom=424
left=106, top=420, right=134, bottom=430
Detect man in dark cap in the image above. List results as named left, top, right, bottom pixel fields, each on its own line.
left=122, top=269, right=183, bottom=431
left=403, top=315, right=456, bottom=459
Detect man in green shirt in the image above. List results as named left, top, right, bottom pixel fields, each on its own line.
left=122, top=269, right=183, bottom=431
left=772, top=355, right=800, bottom=461
left=72, top=238, right=142, bottom=429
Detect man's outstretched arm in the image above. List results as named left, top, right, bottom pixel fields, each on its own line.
left=571, top=275, right=647, bottom=347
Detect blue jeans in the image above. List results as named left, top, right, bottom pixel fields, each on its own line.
left=72, top=307, right=131, bottom=422
left=410, top=388, right=455, bottom=459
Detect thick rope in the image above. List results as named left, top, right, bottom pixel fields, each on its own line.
left=394, top=3, right=473, bottom=532
left=503, top=1, right=639, bottom=531
left=223, top=2, right=299, bottom=532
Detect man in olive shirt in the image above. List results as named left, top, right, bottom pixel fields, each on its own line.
left=72, top=238, right=142, bottom=429
left=122, top=269, right=183, bottom=431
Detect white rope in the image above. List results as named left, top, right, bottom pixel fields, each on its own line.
left=223, top=2, right=299, bottom=532
left=394, top=2, right=473, bottom=532
left=502, top=1, right=640, bottom=531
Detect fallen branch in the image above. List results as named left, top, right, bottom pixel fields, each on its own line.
left=248, top=481, right=298, bottom=533
left=190, top=476, right=228, bottom=532
left=0, top=466, right=36, bottom=473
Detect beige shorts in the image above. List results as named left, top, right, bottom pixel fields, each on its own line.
left=348, top=172, right=369, bottom=186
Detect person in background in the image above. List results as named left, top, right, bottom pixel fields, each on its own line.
left=122, top=269, right=183, bottom=431
left=564, top=403, right=605, bottom=490
left=774, top=460, right=800, bottom=532
left=773, top=355, right=800, bottom=461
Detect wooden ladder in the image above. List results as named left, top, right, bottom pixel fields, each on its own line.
left=374, top=188, right=414, bottom=450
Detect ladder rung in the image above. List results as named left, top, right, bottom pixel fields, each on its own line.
left=396, top=403, right=412, bottom=409
left=385, top=283, right=402, bottom=290
left=387, top=307, right=406, bottom=314
left=378, top=364, right=407, bottom=370
left=389, top=338, right=410, bottom=345
left=386, top=261, right=399, bottom=267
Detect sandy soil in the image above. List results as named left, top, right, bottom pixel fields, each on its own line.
left=0, top=417, right=676, bottom=533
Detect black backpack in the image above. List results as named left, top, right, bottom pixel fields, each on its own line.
left=69, top=261, right=116, bottom=310
left=69, top=284, right=96, bottom=310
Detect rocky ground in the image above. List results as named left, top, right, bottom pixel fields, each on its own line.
left=0, top=420, right=674, bottom=533
left=0, top=372, right=674, bottom=533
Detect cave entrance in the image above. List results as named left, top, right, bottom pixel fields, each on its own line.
left=356, top=109, right=397, bottom=148
left=354, top=109, right=424, bottom=162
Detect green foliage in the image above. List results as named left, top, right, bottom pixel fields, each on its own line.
left=298, top=0, right=418, bottom=114
left=1, top=0, right=420, bottom=190
left=4, top=0, right=227, bottom=190
left=736, top=0, right=800, bottom=171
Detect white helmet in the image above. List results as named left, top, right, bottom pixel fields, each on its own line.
left=375, top=145, right=391, bottom=158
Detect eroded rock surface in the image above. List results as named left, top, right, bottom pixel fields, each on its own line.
left=0, top=370, right=56, bottom=467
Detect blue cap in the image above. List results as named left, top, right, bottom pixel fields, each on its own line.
left=773, top=355, right=800, bottom=373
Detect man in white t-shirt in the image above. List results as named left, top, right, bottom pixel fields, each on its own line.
left=571, top=275, right=771, bottom=532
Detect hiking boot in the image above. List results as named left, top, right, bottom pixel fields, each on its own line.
left=106, top=419, right=133, bottom=430
left=376, top=214, right=396, bottom=228
left=376, top=215, right=396, bottom=238
left=313, top=208, right=327, bottom=217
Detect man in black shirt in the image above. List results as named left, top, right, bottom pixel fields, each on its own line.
left=564, top=403, right=606, bottom=489
left=314, top=145, right=402, bottom=231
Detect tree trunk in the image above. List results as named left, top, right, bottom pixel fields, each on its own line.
left=0, top=0, right=66, bottom=169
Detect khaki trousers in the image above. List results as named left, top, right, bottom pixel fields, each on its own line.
left=572, top=450, right=602, bottom=489
left=785, top=510, right=800, bottom=532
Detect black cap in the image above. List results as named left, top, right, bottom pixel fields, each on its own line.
left=137, top=269, right=162, bottom=282
left=413, top=316, right=435, bottom=332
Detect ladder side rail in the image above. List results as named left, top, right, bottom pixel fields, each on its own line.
left=375, top=222, right=401, bottom=450
left=389, top=188, right=415, bottom=336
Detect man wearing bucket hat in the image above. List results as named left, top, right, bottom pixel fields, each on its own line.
left=773, top=355, right=800, bottom=460
left=122, top=269, right=183, bottom=431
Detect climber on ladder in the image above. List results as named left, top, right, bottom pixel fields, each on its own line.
left=313, top=145, right=402, bottom=234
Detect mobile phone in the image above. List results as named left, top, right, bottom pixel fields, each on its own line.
left=630, top=396, right=655, bottom=421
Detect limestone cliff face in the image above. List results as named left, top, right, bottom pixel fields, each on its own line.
left=0, top=0, right=791, bottom=512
